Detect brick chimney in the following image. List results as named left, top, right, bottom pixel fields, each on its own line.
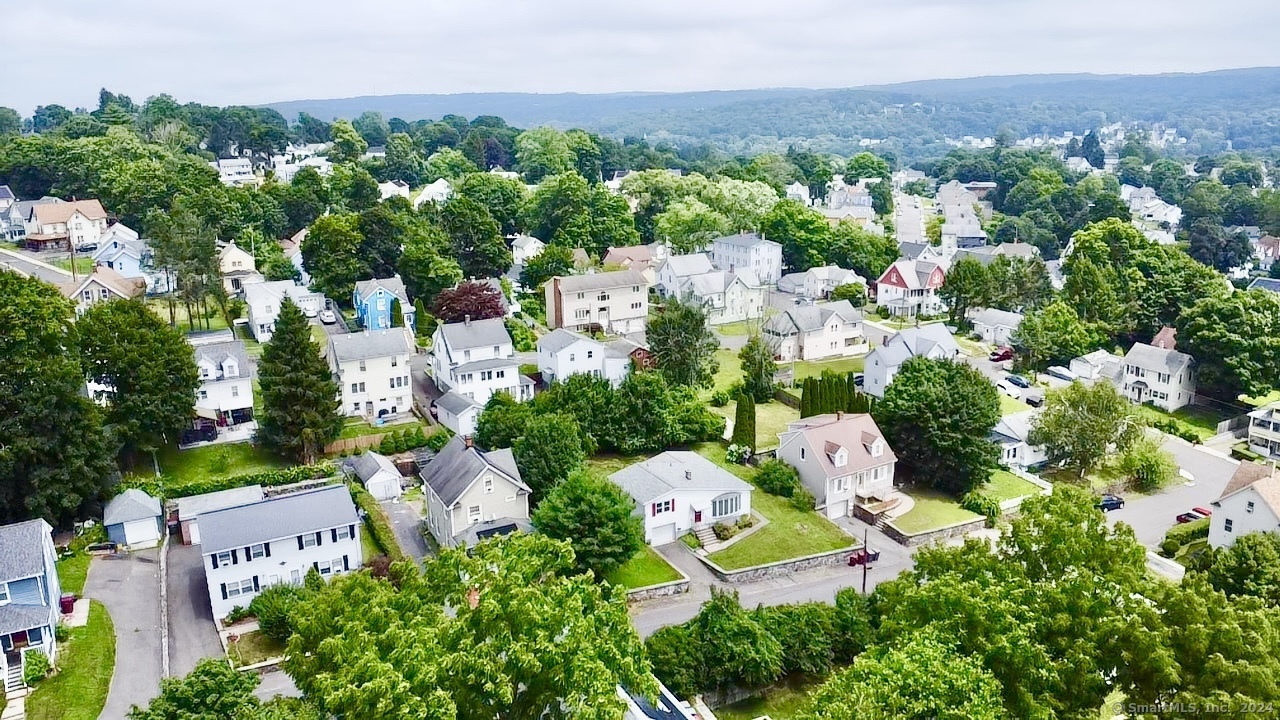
left=464, top=435, right=473, bottom=449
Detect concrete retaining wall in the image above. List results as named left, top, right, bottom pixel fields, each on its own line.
left=693, top=544, right=857, bottom=584
left=882, top=516, right=988, bottom=547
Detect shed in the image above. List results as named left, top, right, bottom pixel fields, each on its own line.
left=104, top=489, right=163, bottom=549
left=350, top=451, right=404, bottom=501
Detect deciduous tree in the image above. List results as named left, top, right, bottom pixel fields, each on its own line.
left=128, top=657, right=261, bottom=719
left=327, top=119, right=367, bottom=163
left=532, top=469, right=644, bottom=578
left=1029, top=381, right=1143, bottom=479
left=649, top=295, right=720, bottom=389
left=1177, top=289, right=1280, bottom=399
left=519, top=244, right=575, bottom=290
left=440, top=196, right=511, bottom=279
left=475, top=392, right=532, bottom=451
left=513, top=413, right=588, bottom=499
left=938, top=256, right=989, bottom=324
left=302, top=213, right=365, bottom=300
left=1010, top=300, right=1102, bottom=370
left=431, top=280, right=506, bottom=324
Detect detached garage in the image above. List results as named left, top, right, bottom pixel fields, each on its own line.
left=349, top=451, right=404, bottom=501
left=104, top=489, right=163, bottom=549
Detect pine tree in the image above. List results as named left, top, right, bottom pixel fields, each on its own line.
left=257, top=298, right=343, bottom=463
left=845, top=372, right=859, bottom=411
left=731, top=393, right=757, bottom=451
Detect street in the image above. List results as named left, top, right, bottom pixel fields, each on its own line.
left=893, top=192, right=927, bottom=245
left=1108, top=437, right=1237, bottom=546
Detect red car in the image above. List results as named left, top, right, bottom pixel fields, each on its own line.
left=1176, top=510, right=1210, bottom=523
left=989, top=347, right=1014, bottom=362
left=1193, top=507, right=1213, bottom=517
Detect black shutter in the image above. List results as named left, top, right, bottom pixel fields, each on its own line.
left=315, top=531, right=323, bottom=546
left=342, top=555, right=349, bottom=571
left=331, top=528, right=338, bottom=543
left=252, top=576, right=260, bottom=592
left=220, top=583, right=228, bottom=600
left=297, top=535, right=304, bottom=550
left=349, top=524, right=356, bottom=540
left=264, top=543, right=271, bottom=558
left=244, top=546, right=252, bottom=563
left=211, top=553, right=219, bottom=569
left=231, top=549, right=239, bottom=565
left=312, top=561, right=319, bottom=571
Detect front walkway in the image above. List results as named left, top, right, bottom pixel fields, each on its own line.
left=85, top=549, right=163, bottom=718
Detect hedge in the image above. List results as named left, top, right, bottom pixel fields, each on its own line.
left=120, top=461, right=337, bottom=501
left=349, top=483, right=405, bottom=561
left=1163, top=517, right=1210, bottom=547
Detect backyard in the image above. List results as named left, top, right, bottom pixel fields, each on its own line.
left=49, top=255, right=95, bottom=275
left=56, top=553, right=91, bottom=596
left=145, top=297, right=231, bottom=333
left=712, top=399, right=799, bottom=451
left=604, top=545, right=682, bottom=589
left=788, top=355, right=866, bottom=382
left=126, top=442, right=287, bottom=487
left=336, top=415, right=429, bottom=441
left=26, top=601, right=115, bottom=720
left=1133, top=403, right=1231, bottom=443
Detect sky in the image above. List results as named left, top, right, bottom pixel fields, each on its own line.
left=5, top=0, right=1280, bottom=115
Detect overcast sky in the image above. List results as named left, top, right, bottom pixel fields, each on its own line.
left=6, top=0, right=1280, bottom=115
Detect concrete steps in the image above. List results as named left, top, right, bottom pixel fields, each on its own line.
left=694, top=525, right=718, bottom=547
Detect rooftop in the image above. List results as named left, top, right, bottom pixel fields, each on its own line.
left=329, top=328, right=413, bottom=363
left=437, top=317, right=512, bottom=352
left=782, top=414, right=896, bottom=479
left=420, top=436, right=527, bottom=507
left=104, top=489, right=162, bottom=526
left=609, top=451, right=752, bottom=505
left=0, top=519, right=50, bottom=584
left=199, top=485, right=358, bottom=555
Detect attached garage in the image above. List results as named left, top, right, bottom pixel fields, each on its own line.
left=649, top=523, right=677, bottom=546
left=104, top=489, right=163, bottom=549
left=825, top=499, right=848, bottom=520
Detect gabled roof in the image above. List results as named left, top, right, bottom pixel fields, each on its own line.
left=877, top=259, right=945, bottom=290
left=351, top=451, right=400, bottom=482
left=0, top=519, right=51, bottom=583
left=329, top=328, right=413, bottom=363
left=1214, top=461, right=1280, bottom=516
left=609, top=451, right=752, bottom=505
left=419, top=436, right=528, bottom=507
left=764, top=300, right=861, bottom=335
left=712, top=232, right=779, bottom=250
left=970, top=308, right=1023, bottom=329
left=603, top=245, right=652, bottom=266
left=886, top=324, right=960, bottom=358
left=104, top=489, right=162, bottom=525
left=1151, top=326, right=1178, bottom=351
left=199, top=485, right=359, bottom=555
left=0, top=185, right=14, bottom=201
left=354, top=276, right=409, bottom=304
left=173, top=485, right=265, bottom=522
left=435, top=390, right=483, bottom=416
left=437, top=317, right=512, bottom=353
left=781, top=414, right=896, bottom=479
left=553, top=269, right=646, bottom=293
left=660, top=254, right=714, bottom=278
left=1124, top=342, right=1193, bottom=374
left=539, top=328, right=599, bottom=354
left=32, top=199, right=107, bottom=226
left=512, top=234, right=544, bottom=250
left=193, top=340, right=252, bottom=378
left=990, top=409, right=1038, bottom=445
left=60, top=266, right=146, bottom=301
left=1248, top=277, right=1280, bottom=294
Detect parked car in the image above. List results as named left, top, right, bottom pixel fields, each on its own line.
left=319, top=309, right=337, bottom=324
left=1046, top=366, right=1078, bottom=382
left=79, top=242, right=98, bottom=252
left=989, top=346, right=1014, bottom=362
left=853, top=373, right=865, bottom=387
left=1193, top=506, right=1213, bottom=517
left=1176, top=510, right=1209, bottom=524
left=997, top=380, right=1022, bottom=399
left=1096, top=494, right=1125, bottom=511
left=1023, top=390, right=1045, bottom=408
left=302, top=306, right=319, bottom=318
left=848, top=548, right=881, bottom=566
left=1006, top=374, right=1031, bottom=389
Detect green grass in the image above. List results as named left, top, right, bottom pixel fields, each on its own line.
left=49, top=256, right=95, bottom=275
left=26, top=600, right=115, bottom=720
left=145, top=298, right=230, bottom=332
left=789, top=355, right=866, bottom=382
left=1000, top=393, right=1031, bottom=416
left=983, top=469, right=1042, bottom=502
left=337, top=416, right=428, bottom=440
left=584, top=453, right=648, bottom=481
left=1043, top=463, right=1127, bottom=493
left=604, top=545, right=682, bottom=589
left=1242, top=390, right=1280, bottom=407
left=1133, top=403, right=1230, bottom=442
left=956, top=336, right=989, bottom=357
left=714, top=320, right=760, bottom=337
left=1174, top=538, right=1210, bottom=567
left=707, top=348, right=744, bottom=397
left=715, top=677, right=819, bottom=720
left=712, top=399, right=800, bottom=451
left=360, top=521, right=385, bottom=560
left=708, top=491, right=855, bottom=570
left=890, top=489, right=982, bottom=534
left=126, top=443, right=287, bottom=487
left=56, top=553, right=91, bottom=597
left=227, top=629, right=285, bottom=668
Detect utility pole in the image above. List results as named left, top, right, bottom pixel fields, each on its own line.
left=862, top=528, right=869, bottom=594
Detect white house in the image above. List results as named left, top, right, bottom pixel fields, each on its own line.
left=419, top=436, right=531, bottom=548
left=969, top=308, right=1024, bottom=346
left=329, top=328, right=415, bottom=421
left=776, top=413, right=897, bottom=519
left=58, top=266, right=147, bottom=314
left=172, top=485, right=266, bottom=546
left=430, top=317, right=532, bottom=406
left=655, top=253, right=715, bottom=298
left=243, top=280, right=325, bottom=342
left=90, top=225, right=174, bottom=294
left=875, top=259, right=947, bottom=318
left=537, top=328, right=634, bottom=387
left=682, top=269, right=767, bottom=326
left=434, top=391, right=484, bottom=437
left=200, top=485, right=361, bottom=619
left=609, top=451, right=753, bottom=546
left=763, top=300, right=865, bottom=362
left=1119, top=342, right=1196, bottom=412
left=103, top=489, right=163, bottom=549
left=1069, top=349, right=1125, bottom=383
left=349, top=451, right=403, bottom=501
left=602, top=244, right=668, bottom=286
left=413, top=178, right=453, bottom=209
left=545, top=270, right=649, bottom=335
left=785, top=182, right=811, bottom=206
left=0, top=519, right=62, bottom=693
left=511, top=235, right=546, bottom=265
left=377, top=180, right=411, bottom=201
left=209, top=158, right=256, bottom=187
left=709, top=232, right=784, bottom=285
left=218, top=241, right=260, bottom=294
left=989, top=409, right=1048, bottom=470
left=1247, top=402, right=1280, bottom=460
left=863, top=325, right=961, bottom=398
left=23, top=199, right=110, bottom=251
left=192, top=336, right=255, bottom=433
left=799, top=266, right=865, bottom=299
left=1209, top=461, right=1280, bottom=550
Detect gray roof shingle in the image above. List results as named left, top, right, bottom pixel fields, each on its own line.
left=553, top=269, right=647, bottom=294
left=609, top=451, right=752, bottom=505
left=104, top=489, right=162, bottom=526
left=350, top=451, right=399, bottom=483
left=328, top=328, right=413, bottom=363
left=438, top=318, right=512, bottom=352
left=1124, top=342, right=1194, bottom=374
left=199, top=485, right=358, bottom=555
left=419, top=436, right=528, bottom=507
left=193, top=340, right=254, bottom=379
left=435, top=390, right=482, bottom=416
left=0, top=520, right=50, bottom=584
left=354, top=276, right=409, bottom=304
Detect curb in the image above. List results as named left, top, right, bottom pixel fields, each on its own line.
left=159, top=534, right=170, bottom=678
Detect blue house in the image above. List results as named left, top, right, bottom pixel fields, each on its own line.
left=91, top=224, right=175, bottom=294
left=0, top=519, right=62, bottom=693
left=353, top=276, right=413, bottom=330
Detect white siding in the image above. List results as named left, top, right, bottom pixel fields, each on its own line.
left=1210, top=489, right=1280, bottom=549
left=205, top=527, right=362, bottom=619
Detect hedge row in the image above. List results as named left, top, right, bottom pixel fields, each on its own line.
left=348, top=483, right=405, bottom=561
left=1164, top=516, right=1210, bottom=546
left=120, top=461, right=338, bottom=501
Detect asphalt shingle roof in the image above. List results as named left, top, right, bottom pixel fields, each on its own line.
left=609, top=451, right=752, bottom=505
left=351, top=451, right=399, bottom=483
left=1124, top=342, right=1193, bottom=375
left=104, top=489, right=162, bottom=526
left=438, top=318, right=512, bottom=352
left=554, top=269, right=647, bottom=293
left=435, top=390, right=482, bottom=416
left=354, top=276, right=409, bottom=304
left=329, top=328, right=413, bottom=363
left=0, top=520, right=49, bottom=584
left=419, top=436, right=527, bottom=507
left=199, top=485, right=358, bottom=555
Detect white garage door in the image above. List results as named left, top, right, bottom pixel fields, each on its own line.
left=826, top=500, right=848, bottom=520
left=189, top=521, right=201, bottom=545
left=649, top=523, right=677, bottom=546
left=123, top=518, right=161, bottom=547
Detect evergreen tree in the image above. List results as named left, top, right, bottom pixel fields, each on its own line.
left=731, top=393, right=757, bottom=451
left=257, top=298, right=343, bottom=463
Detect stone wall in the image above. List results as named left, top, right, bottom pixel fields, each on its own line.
left=882, top=516, right=988, bottom=547
left=626, top=578, right=690, bottom=602
left=694, top=544, right=857, bottom=584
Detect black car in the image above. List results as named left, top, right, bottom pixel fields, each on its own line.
left=853, top=373, right=865, bottom=387
left=1006, top=374, right=1031, bottom=389
left=1096, top=494, right=1125, bottom=511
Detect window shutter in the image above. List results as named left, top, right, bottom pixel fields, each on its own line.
left=650, top=503, right=656, bottom=516
left=348, top=524, right=355, bottom=539
left=211, top=554, right=219, bottom=569
left=297, top=535, right=304, bottom=551
left=220, top=583, right=228, bottom=600
left=342, top=555, right=349, bottom=571
left=231, top=550, right=239, bottom=565
left=315, top=531, right=323, bottom=546
left=252, top=576, right=260, bottom=592
left=312, top=561, right=319, bottom=571
left=331, top=528, right=338, bottom=543
left=244, top=546, right=252, bottom=563
left=264, top=543, right=271, bottom=558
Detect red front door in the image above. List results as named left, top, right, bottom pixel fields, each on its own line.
left=694, top=510, right=702, bottom=523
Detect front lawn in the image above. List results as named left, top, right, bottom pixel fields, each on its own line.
left=604, top=545, right=682, bottom=589
left=891, top=489, right=981, bottom=534
left=50, top=256, right=95, bottom=275
left=1133, top=403, right=1230, bottom=442
left=790, top=355, right=866, bottom=382
left=1043, top=463, right=1128, bottom=494
left=1000, top=393, right=1031, bottom=416
left=227, top=629, right=285, bottom=668
left=983, top=469, right=1042, bottom=502
left=712, top=399, right=800, bottom=451
left=56, top=553, right=91, bottom=596
left=708, top=492, right=855, bottom=570
left=26, top=600, right=115, bottom=720
left=130, top=443, right=287, bottom=487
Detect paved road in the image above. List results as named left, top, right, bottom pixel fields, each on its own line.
left=1108, top=437, right=1237, bottom=547
left=166, top=543, right=225, bottom=677
left=254, top=668, right=302, bottom=701
left=381, top=499, right=432, bottom=562
left=85, top=549, right=163, bottom=717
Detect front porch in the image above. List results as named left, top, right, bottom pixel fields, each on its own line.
left=1, top=623, right=55, bottom=694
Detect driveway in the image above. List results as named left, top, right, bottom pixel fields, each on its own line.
left=254, top=668, right=302, bottom=701
left=380, top=499, right=431, bottom=562
left=166, top=542, right=225, bottom=677
left=409, top=353, right=442, bottom=417
left=1108, top=437, right=1237, bottom=547
left=84, top=549, right=163, bottom=717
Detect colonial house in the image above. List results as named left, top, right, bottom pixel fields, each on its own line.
left=785, top=181, right=811, bottom=206
left=989, top=409, right=1048, bottom=470
left=329, top=328, right=415, bottom=421
left=353, top=276, right=413, bottom=330
left=103, top=489, right=164, bottom=549
left=602, top=243, right=667, bottom=286
left=0, top=519, right=62, bottom=693
left=22, top=199, right=111, bottom=251
left=709, top=232, right=784, bottom=285
left=209, top=158, right=256, bottom=187
left=377, top=180, right=411, bottom=201
left=511, top=234, right=546, bottom=265
left=1246, top=402, right=1280, bottom=460
left=655, top=253, right=715, bottom=298
left=863, top=325, right=961, bottom=398
left=776, top=413, right=897, bottom=519
left=969, top=308, right=1024, bottom=346
left=243, top=280, right=325, bottom=342
left=682, top=268, right=767, bottom=326
left=1209, top=461, right=1280, bottom=550
left=609, top=451, right=753, bottom=546
left=413, top=178, right=453, bottom=209
left=874, top=259, right=946, bottom=318
left=349, top=450, right=403, bottom=501
left=200, top=485, right=361, bottom=619
left=545, top=270, right=649, bottom=335
left=430, top=317, right=532, bottom=406
left=90, top=224, right=174, bottom=294
left=797, top=265, right=865, bottom=299
left=1119, top=342, right=1196, bottom=412
left=536, top=328, right=638, bottom=387
left=420, top=436, right=531, bottom=549
left=59, top=266, right=146, bottom=314
left=217, top=241, right=260, bottom=294
left=192, top=335, right=255, bottom=434
left=763, top=300, right=865, bottom=362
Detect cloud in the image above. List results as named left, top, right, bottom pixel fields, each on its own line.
left=4, top=0, right=1280, bottom=114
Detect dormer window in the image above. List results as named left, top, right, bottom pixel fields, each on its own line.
left=224, top=361, right=238, bottom=378
left=871, top=440, right=883, bottom=458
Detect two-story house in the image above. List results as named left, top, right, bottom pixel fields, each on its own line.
left=1119, top=342, right=1196, bottom=412
left=785, top=182, right=811, bottom=206
left=511, top=234, right=546, bottom=265
left=989, top=409, right=1048, bottom=471
left=90, top=224, right=174, bottom=294
left=602, top=243, right=667, bottom=287
left=1247, top=402, right=1280, bottom=460
left=796, top=265, right=865, bottom=300
left=200, top=485, right=361, bottom=619
left=875, top=259, right=947, bottom=318
left=420, top=436, right=531, bottom=548
left=243, top=280, right=325, bottom=342
left=218, top=241, right=261, bottom=294
left=1209, top=461, right=1280, bottom=550
left=609, top=451, right=753, bottom=546
left=329, top=328, right=415, bottom=420
left=431, top=317, right=532, bottom=406
left=58, top=266, right=146, bottom=315
left=863, top=325, right=961, bottom=398
left=545, top=270, right=648, bottom=335
left=0, top=519, right=62, bottom=693
left=681, top=268, right=767, bottom=326
left=192, top=335, right=255, bottom=432
left=763, top=300, right=865, bottom=362
left=23, top=199, right=110, bottom=251
left=777, top=413, right=897, bottom=519
left=536, top=328, right=639, bottom=387
left=654, top=254, right=715, bottom=298
left=210, top=158, right=257, bottom=187
left=353, top=276, right=413, bottom=330
left=709, top=232, right=784, bottom=285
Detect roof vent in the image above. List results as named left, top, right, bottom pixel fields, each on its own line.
left=685, top=470, right=692, bottom=481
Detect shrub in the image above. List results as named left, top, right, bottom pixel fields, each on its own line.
left=961, top=492, right=1002, bottom=528
left=425, top=427, right=452, bottom=452
left=23, top=649, right=50, bottom=686
left=709, top=390, right=730, bottom=407
left=681, top=533, right=701, bottom=549
left=736, top=515, right=755, bottom=530
left=1147, top=416, right=1200, bottom=444
left=1160, top=538, right=1181, bottom=558
left=118, top=461, right=337, bottom=501
left=348, top=483, right=405, bottom=561
left=713, top=522, right=735, bottom=541
left=224, top=605, right=253, bottom=625
left=1164, top=517, right=1210, bottom=546
left=54, top=624, right=70, bottom=643
left=1119, top=438, right=1179, bottom=492
left=725, top=443, right=751, bottom=464
left=876, top=306, right=891, bottom=319
left=248, top=583, right=308, bottom=644
left=790, top=486, right=816, bottom=511
left=754, top=459, right=801, bottom=498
